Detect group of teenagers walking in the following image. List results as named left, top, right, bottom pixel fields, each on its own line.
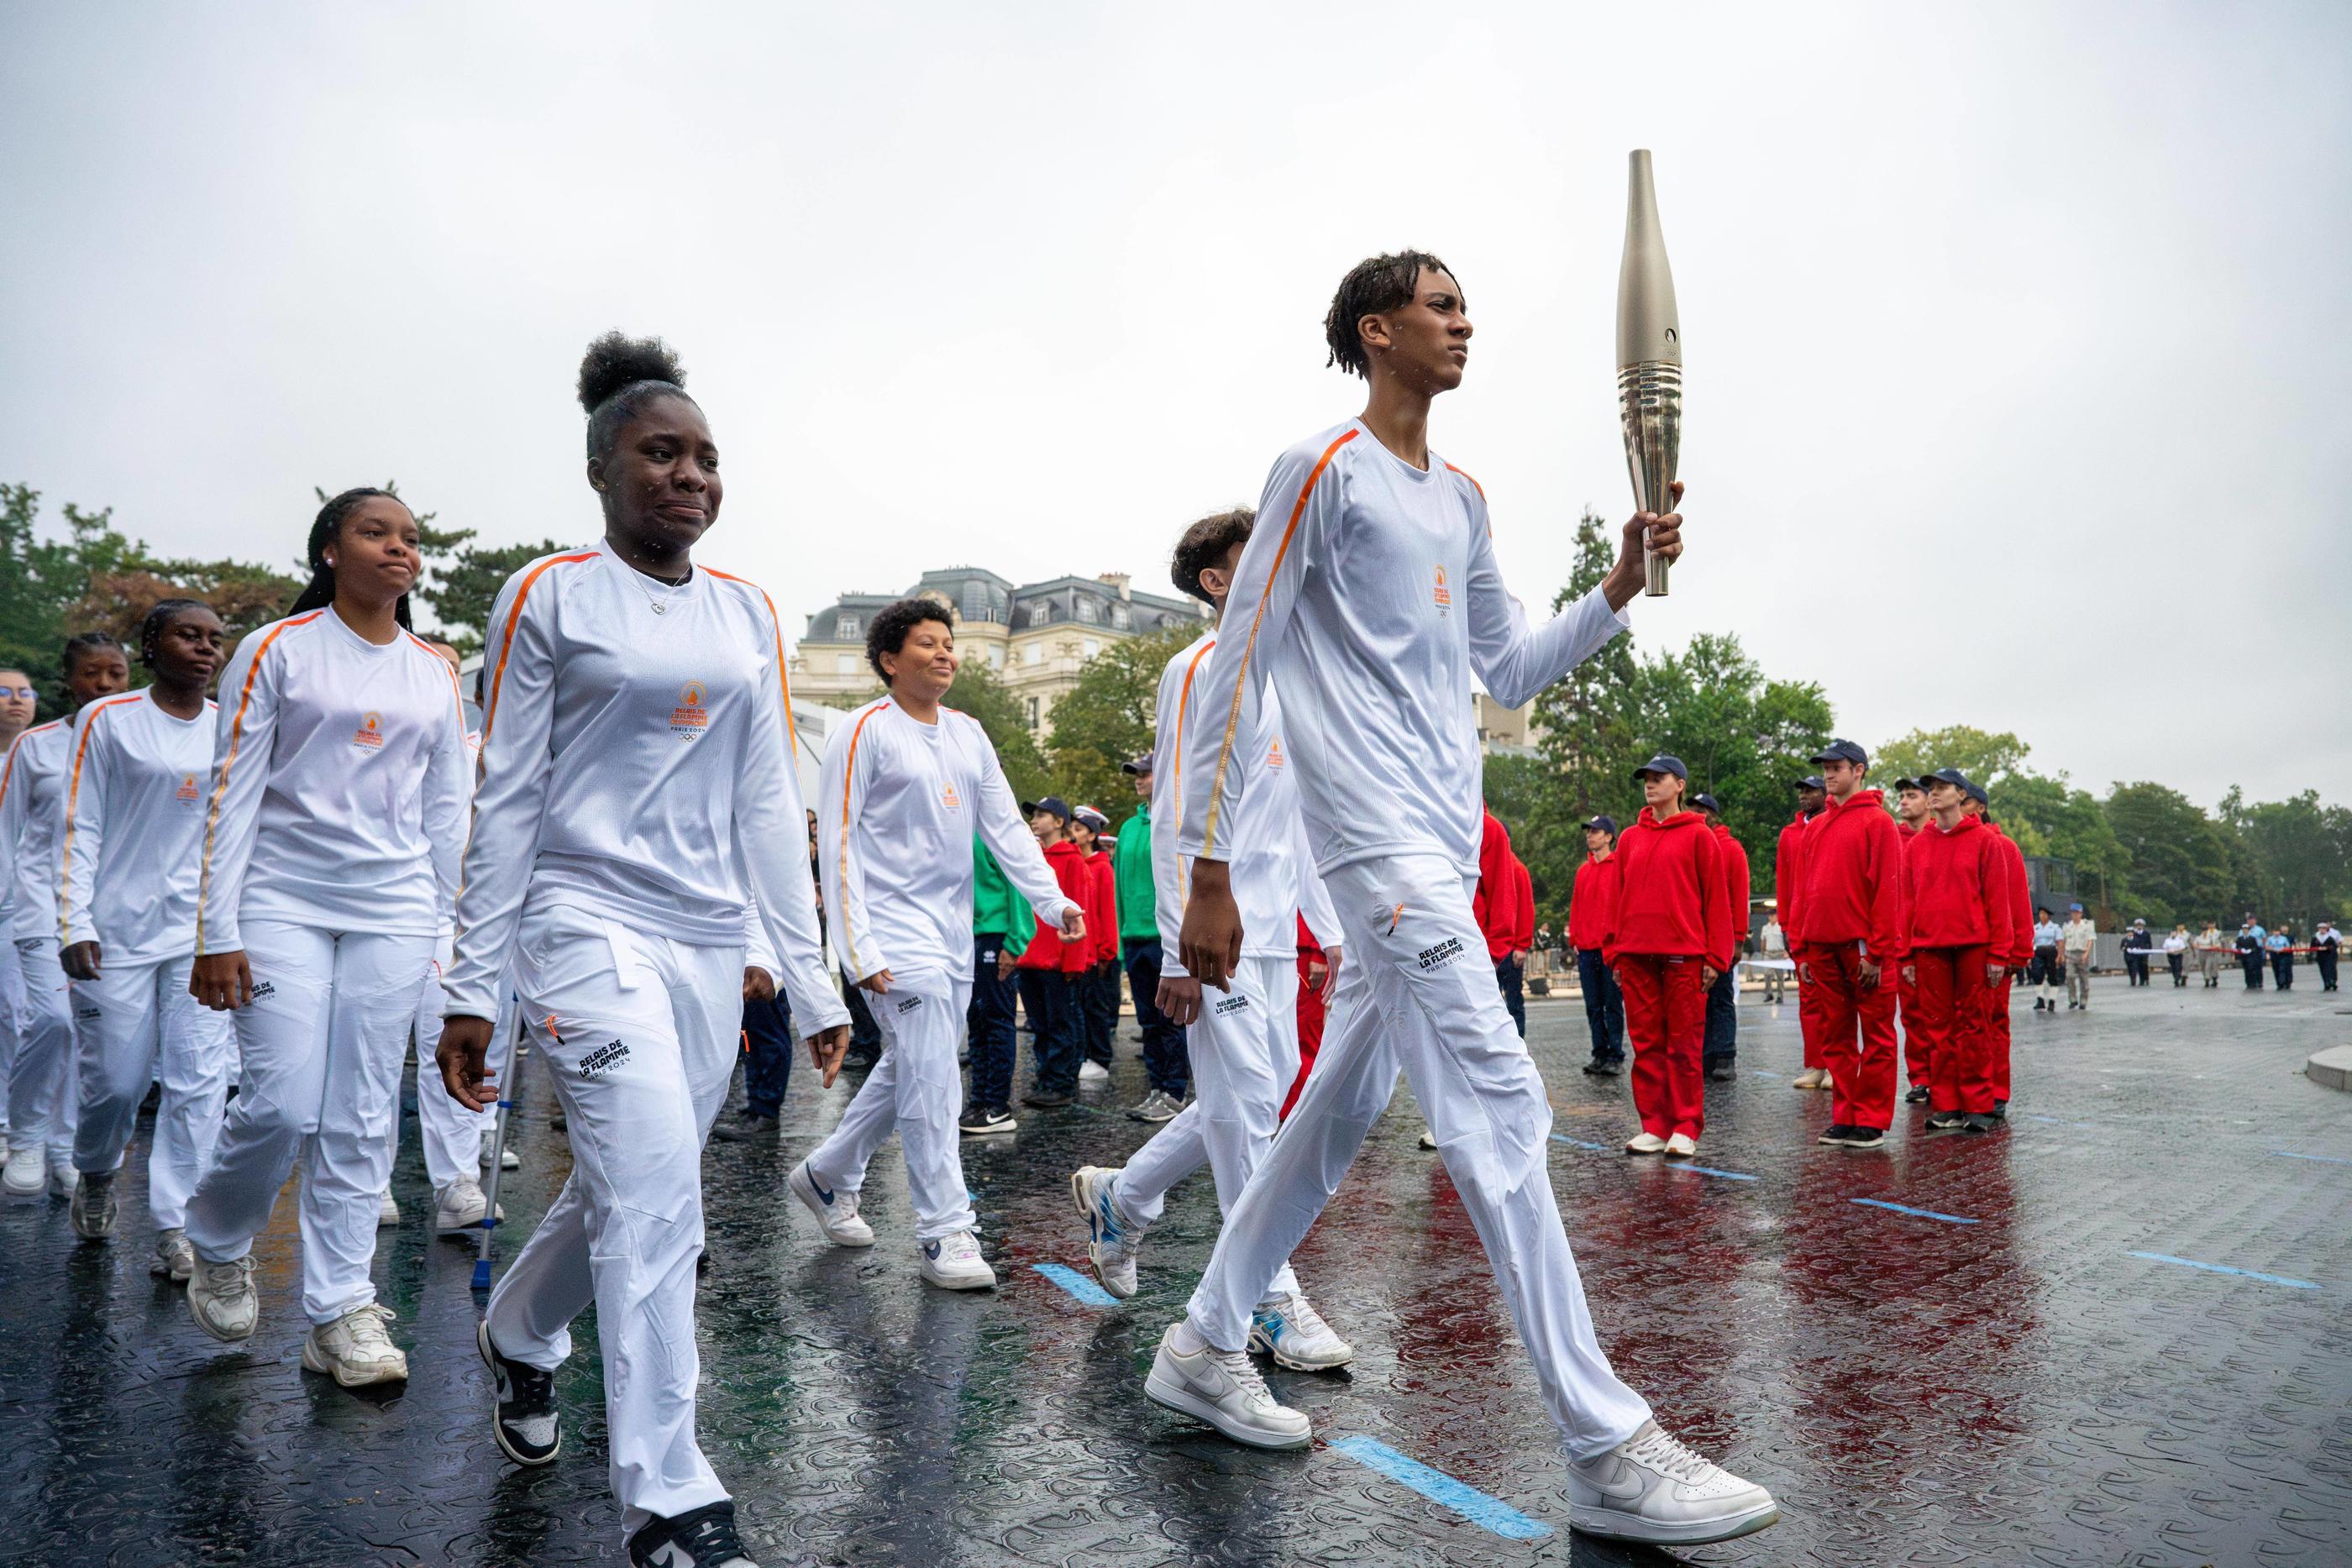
left=0, top=251, right=1788, bottom=1564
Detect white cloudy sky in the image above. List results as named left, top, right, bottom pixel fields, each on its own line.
left=4, top=3, right=2346, bottom=805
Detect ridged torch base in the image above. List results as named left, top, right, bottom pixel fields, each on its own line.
left=1620, top=361, right=1682, bottom=597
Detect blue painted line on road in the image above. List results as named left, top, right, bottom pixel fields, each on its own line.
left=1551, top=1133, right=1756, bottom=1180
left=1551, top=1135, right=1614, bottom=1153
left=1851, top=1198, right=1977, bottom=1225
left=1032, top=1263, right=1118, bottom=1306
left=1327, top=1436, right=1552, bottom=1540
left=2274, top=1151, right=2352, bottom=1167
left=2127, top=1251, right=2320, bottom=1290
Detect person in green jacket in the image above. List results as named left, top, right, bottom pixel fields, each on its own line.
left=961, top=838, right=1032, bottom=1135
left=1115, top=756, right=1187, bottom=1122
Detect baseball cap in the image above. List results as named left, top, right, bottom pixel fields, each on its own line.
left=1021, top=796, right=1073, bottom=822
left=2069, top=902, right=2084, bottom=912
left=1630, top=753, right=1688, bottom=782
left=1692, top=792, right=1723, bottom=815
left=1583, top=814, right=1618, bottom=836
left=1792, top=774, right=1825, bottom=792
left=1893, top=777, right=1923, bottom=793
left=1809, top=738, right=1868, bottom=768
left=1924, top=766, right=1977, bottom=796
left=1073, top=805, right=1110, bottom=831
left=1120, top=754, right=1153, bottom=776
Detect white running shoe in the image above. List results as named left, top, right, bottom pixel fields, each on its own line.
left=188, top=1255, right=259, bottom=1341
left=1792, top=1067, right=1824, bottom=1090
left=48, top=1160, right=78, bottom=1198
left=302, top=1302, right=410, bottom=1387
left=1625, top=1132, right=1667, bottom=1155
left=480, top=1144, right=521, bottom=1171
left=151, top=1226, right=196, bottom=1282
left=71, top=1170, right=117, bottom=1239
left=1070, top=1165, right=1142, bottom=1298
left=3, top=1143, right=45, bottom=1198
left=789, top=1160, right=874, bottom=1247
left=1145, top=1324, right=1312, bottom=1450
left=1664, top=1132, right=1698, bottom=1158
left=917, top=1230, right=996, bottom=1290
left=378, top=1190, right=401, bottom=1228
left=1249, top=1292, right=1353, bottom=1371
left=434, top=1176, right=504, bottom=1235
left=1564, top=1419, right=1778, bottom=1544
left=1078, top=1060, right=1110, bottom=1083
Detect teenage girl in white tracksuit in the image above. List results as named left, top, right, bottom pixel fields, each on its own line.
left=0, top=633, right=132, bottom=1200
left=791, top=597, right=1079, bottom=1288
left=56, top=601, right=238, bottom=1268
left=180, top=488, right=470, bottom=1392
left=435, top=334, right=847, bottom=1568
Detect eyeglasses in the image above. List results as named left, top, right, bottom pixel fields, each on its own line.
left=0, top=685, right=36, bottom=700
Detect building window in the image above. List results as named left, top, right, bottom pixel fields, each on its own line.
left=1025, top=697, right=1040, bottom=729
left=1083, top=638, right=1100, bottom=658
left=1075, top=597, right=1098, bottom=623
left=835, top=615, right=858, bottom=639
left=835, top=654, right=857, bottom=674
left=1110, top=604, right=1129, bottom=629
left=1024, top=642, right=1041, bottom=666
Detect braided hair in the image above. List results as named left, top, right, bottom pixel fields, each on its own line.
left=288, top=487, right=415, bottom=628
left=61, top=631, right=124, bottom=677
left=578, top=332, right=695, bottom=461
left=138, top=598, right=213, bottom=669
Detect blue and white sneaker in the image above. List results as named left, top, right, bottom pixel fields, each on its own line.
left=1249, top=1290, right=1353, bottom=1371
left=1069, top=1165, right=1143, bottom=1298
left=788, top=1160, right=874, bottom=1247
left=917, top=1230, right=996, bottom=1290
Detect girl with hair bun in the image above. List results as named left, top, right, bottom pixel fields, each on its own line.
left=434, top=333, right=846, bottom=1566
left=178, top=487, right=470, bottom=1392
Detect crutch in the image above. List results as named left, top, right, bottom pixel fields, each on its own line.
left=472, top=1007, right=526, bottom=1291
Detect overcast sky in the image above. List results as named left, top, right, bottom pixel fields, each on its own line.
left=4, top=3, right=2345, bottom=806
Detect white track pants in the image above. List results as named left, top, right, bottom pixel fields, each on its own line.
left=0, top=934, right=23, bottom=1134
left=1117, top=953, right=1302, bottom=1305
left=185, top=920, right=435, bottom=1324
left=10, top=936, right=79, bottom=1160
left=411, top=935, right=515, bottom=1188
left=483, top=905, right=741, bottom=1540
left=806, top=978, right=976, bottom=1241
left=71, top=953, right=237, bottom=1228
left=1183, top=855, right=1652, bottom=1461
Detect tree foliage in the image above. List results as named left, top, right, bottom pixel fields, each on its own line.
left=416, top=536, right=571, bottom=653
left=1045, top=625, right=1197, bottom=829
left=948, top=653, right=1053, bottom=809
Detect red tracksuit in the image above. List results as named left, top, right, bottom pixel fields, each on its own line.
left=1604, top=808, right=1730, bottom=1141
left=1903, top=815, right=2005, bottom=1114
left=1896, top=821, right=1928, bottom=1088
left=1984, top=821, right=2032, bottom=1104
left=1084, top=848, right=1119, bottom=966
left=1570, top=850, right=1618, bottom=955
left=1016, top=839, right=1092, bottom=975
left=1777, top=812, right=1827, bottom=1070
left=1796, top=788, right=1908, bottom=1130
left=1712, top=819, right=1751, bottom=970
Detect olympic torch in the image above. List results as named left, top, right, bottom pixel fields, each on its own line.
left=1617, top=149, right=1681, bottom=596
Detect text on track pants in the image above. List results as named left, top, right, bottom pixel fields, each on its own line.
left=1182, top=854, right=1651, bottom=1460
left=806, top=975, right=977, bottom=1241
left=185, top=920, right=435, bottom=1322
left=1118, top=953, right=1305, bottom=1304
left=71, top=952, right=236, bottom=1229
left=483, top=905, right=741, bottom=1540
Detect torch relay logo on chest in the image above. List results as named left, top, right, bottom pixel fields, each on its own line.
left=351, top=711, right=384, bottom=749
left=670, top=682, right=711, bottom=737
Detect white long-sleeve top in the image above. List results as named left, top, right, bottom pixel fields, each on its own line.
left=446, top=540, right=847, bottom=1036
left=1152, top=632, right=1338, bottom=974
left=0, top=720, right=71, bottom=942
left=819, top=696, right=1076, bottom=992
left=1178, top=420, right=1630, bottom=878
left=58, top=690, right=217, bottom=964
left=196, top=608, right=469, bottom=955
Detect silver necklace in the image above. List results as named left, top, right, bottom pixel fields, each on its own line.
left=638, top=566, right=690, bottom=615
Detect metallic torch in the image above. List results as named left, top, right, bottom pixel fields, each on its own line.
left=1616, top=149, right=1681, bottom=596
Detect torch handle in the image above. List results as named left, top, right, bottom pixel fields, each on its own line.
left=1619, top=360, right=1682, bottom=599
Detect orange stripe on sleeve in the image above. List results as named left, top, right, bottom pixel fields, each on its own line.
left=56, top=694, right=143, bottom=946
left=834, top=701, right=890, bottom=974
left=1199, top=428, right=1356, bottom=860
left=703, top=567, right=801, bottom=741
left=481, top=553, right=598, bottom=742
left=194, top=613, right=323, bottom=953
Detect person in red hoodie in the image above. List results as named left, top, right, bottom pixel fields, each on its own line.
left=1015, top=797, right=1093, bottom=1107
left=1778, top=776, right=1831, bottom=1091
left=1603, top=754, right=1730, bottom=1159
left=1069, top=805, right=1123, bottom=1082
left=1794, top=740, right=1907, bottom=1149
left=1899, top=768, right=2006, bottom=1133
left=1964, top=784, right=2033, bottom=1119
left=1692, top=793, right=1750, bottom=1083
left=1892, top=777, right=1933, bottom=1104
left=1571, top=815, right=1627, bottom=1077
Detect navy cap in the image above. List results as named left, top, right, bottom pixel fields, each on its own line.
left=1120, top=754, right=1153, bottom=776
left=1021, top=796, right=1073, bottom=822
left=1964, top=780, right=1990, bottom=805
left=1631, top=753, right=1688, bottom=783
left=1809, top=738, right=1868, bottom=768
left=1073, top=805, right=1110, bottom=831
left=1924, top=766, right=1974, bottom=793
left=1793, top=774, right=1825, bottom=792
left=1893, top=777, right=1924, bottom=794
left=1692, top=792, right=1723, bottom=815
left=1583, top=814, right=1618, bottom=836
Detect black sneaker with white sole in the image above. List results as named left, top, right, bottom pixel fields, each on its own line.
left=628, top=1499, right=757, bottom=1567
left=958, top=1105, right=1017, bottom=1136
left=1961, top=1112, right=1998, bottom=1134
left=1903, top=1085, right=1929, bottom=1104
left=477, top=1320, right=560, bottom=1466
left=1923, top=1110, right=1967, bottom=1133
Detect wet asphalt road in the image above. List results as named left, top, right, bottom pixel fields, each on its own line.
left=3, top=973, right=2348, bottom=1567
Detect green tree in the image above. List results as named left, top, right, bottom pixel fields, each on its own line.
left=1874, top=726, right=2033, bottom=794
left=2220, top=788, right=2352, bottom=931
left=1528, top=510, right=1642, bottom=820
left=416, top=538, right=570, bottom=653
left=1999, top=771, right=2133, bottom=920
left=2102, top=782, right=2235, bottom=927
left=1045, top=626, right=1195, bottom=827
left=948, top=653, right=1051, bottom=808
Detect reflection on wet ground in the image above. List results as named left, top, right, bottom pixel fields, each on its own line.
left=3, top=977, right=2348, bottom=1565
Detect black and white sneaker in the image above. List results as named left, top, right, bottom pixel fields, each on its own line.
left=1961, top=1113, right=1998, bottom=1135
left=627, top=1499, right=757, bottom=1567
left=477, top=1320, right=560, bottom=1466
left=958, top=1105, right=1017, bottom=1136
left=1923, top=1111, right=1967, bottom=1133
left=1814, top=1124, right=1855, bottom=1146
left=1818, top=1125, right=1885, bottom=1149
left=1903, top=1085, right=1929, bottom=1104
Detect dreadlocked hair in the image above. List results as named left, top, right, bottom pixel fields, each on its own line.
left=139, top=598, right=213, bottom=669
left=1170, top=508, right=1255, bottom=605
left=61, top=631, right=123, bottom=677
left=289, top=488, right=416, bottom=629
left=578, top=332, right=695, bottom=461
left=1322, top=249, right=1460, bottom=379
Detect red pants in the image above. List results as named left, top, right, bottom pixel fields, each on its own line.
left=1897, top=967, right=1928, bottom=1087
left=1806, top=942, right=1898, bottom=1130
left=1617, top=953, right=1707, bottom=1140
left=1284, top=947, right=1325, bottom=1120
left=1797, top=969, right=1830, bottom=1069
left=1987, top=971, right=2013, bottom=1103
left=1911, top=945, right=1994, bottom=1114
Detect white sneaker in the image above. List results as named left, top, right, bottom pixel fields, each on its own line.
left=917, top=1230, right=996, bottom=1290
left=378, top=1190, right=401, bottom=1228
left=1792, top=1068, right=1825, bottom=1090
left=434, top=1177, right=503, bottom=1235
left=188, top=1254, right=259, bottom=1341
left=1625, top=1132, right=1667, bottom=1155
left=789, top=1159, right=874, bottom=1247
left=1145, top=1324, right=1312, bottom=1450
left=302, top=1302, right=410, bottom=1387
left=2, top=1143, right=45, bottom=1198
left=1250, top=1291, right=1353, bottom=1371
left=1564, top=1419, right=1778, bottom=1544
left=1663, top=1132, right=1697, bottom=1158
left=71, top=1170, right=117, bottom=1239
left=48, top=1160, right=78, bottom=1198
left=1070, top=1165, right=1142, bottom=1298
left=150, top=1226, right=196, bottom=1282
left=480, top=1144, right=521, bottom=1171
left=1078, top=1060, right=1110, bottom=1083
